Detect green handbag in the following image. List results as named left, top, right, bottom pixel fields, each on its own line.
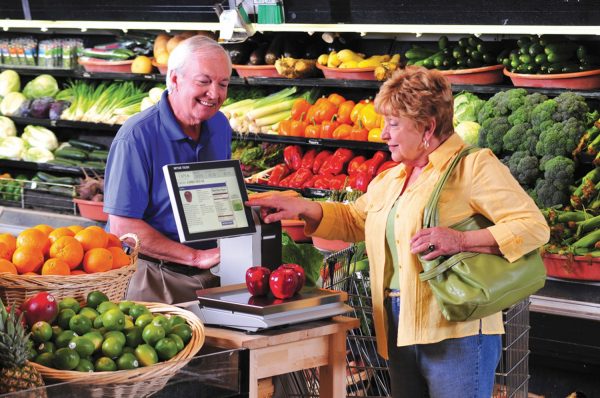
left=418, top=146, right=546, bottom=322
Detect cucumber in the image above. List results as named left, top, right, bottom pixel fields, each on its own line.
left=54, top=147, right=89, bottom=161
left=48, top=185, right=76, bottom=198
left=452, top=46, right=466, bottom=60
left=48, top=157, right=81, bottom=167
left=458, top=38, right=470, bottom=48
left=68, top=139, right=106, bottom=151
left=34, top=172, right=78, bottom=185
left=528, top=43, right=544, bottom=56
left=547, top=52, right=574, bottom=64
left=404, top=47, right=436, bottom=60
left=83, top=161, right=107, bottom=170
left=517, top=36, right=532, bottom=48
left=544, top=42, right=577, bottom=56
left=81, top=48, right=132, bottom=61
left=438, top=36, right=449, bottom=50
left=88, top=150, right=109, bottom=162
left=534, top=53, right=548, bottom=65
left=481, top=53, right=494, bottom=64
left=519, top=54, right=533, bottom=64
left=576, top=45, right=588, bottom=61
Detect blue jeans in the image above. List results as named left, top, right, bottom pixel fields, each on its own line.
left=386, top=294, right=502, bottom=398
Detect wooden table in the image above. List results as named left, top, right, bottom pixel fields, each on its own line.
left=204, top=316, right=359, bottom=398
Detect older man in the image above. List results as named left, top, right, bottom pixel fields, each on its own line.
left=104, top=36, right=232, bottom=303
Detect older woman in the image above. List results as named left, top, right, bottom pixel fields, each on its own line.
left=247, top=66, right=549, bottom=397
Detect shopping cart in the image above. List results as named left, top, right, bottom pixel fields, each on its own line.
left=279, top=244, right=530, bottom=398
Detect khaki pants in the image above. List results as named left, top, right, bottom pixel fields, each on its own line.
left=126, top=259, right=219, bottom=304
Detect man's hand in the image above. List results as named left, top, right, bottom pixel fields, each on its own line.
left=191, top=247, right=221, bottom=269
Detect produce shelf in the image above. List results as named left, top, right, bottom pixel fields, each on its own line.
left=233, top=132, right=388, bottom=152
left=0, top=159, right=104, bottom=177
left=8, top=116, right=120, bottom=133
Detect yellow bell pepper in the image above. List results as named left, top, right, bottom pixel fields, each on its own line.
left=358, top=103, right=379, bottom=131
left=368, top=127, right=385, bottom=143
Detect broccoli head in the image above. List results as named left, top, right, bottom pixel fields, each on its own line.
left=535, top=117, right=586, bottom=158
left=477, top=116, right=511, bottom=156
left=553, top=91, right=589, bottom=123
left=503, top=122, right=538, bottom=153
left=476, top=89, right=528, bottom=124
left=507, top=150, right=540, bottom=187
left=530, top=99, right=558, bottom=128
left=534, top=156, right=576, bottom=207
left=507, top=93, right=548, bottom=126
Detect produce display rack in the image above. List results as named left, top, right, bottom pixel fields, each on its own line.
left=0, top=177, right=77, bottom=215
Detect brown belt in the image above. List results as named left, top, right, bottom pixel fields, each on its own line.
left=138, top=254, right=205, bottom=276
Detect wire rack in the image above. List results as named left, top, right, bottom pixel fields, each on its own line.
left=0, top=177, right=77, bottom=215
left=279, top=244, right=531, bottom=398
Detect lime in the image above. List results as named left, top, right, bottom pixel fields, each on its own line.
left=125, top=326, right=143, bottom=348
left=128, top=304, right=150, bottom=320
left=122, top=346, right=135, bottom=354
left=34, top=352, right=55, bottom=367
left=151, top=315, right=170, bottom=333
left=97, top=301, right=119, bottom=315
left=75, top=358, right=95, bottom=372
left=116, top=352, right=139, bottom=370
left=155, top=337, right=179, bottom=360
left=167, top=315, right=186, bottom=331
left=118, top=301, right=134, bottom=315
left=31, top=321, right=53, bottom=343
left=104, top=331, right=126, bottom=346
left=68, top=336, right=95, bottom=357
left=134, top=344, right=158, bottom=367
left=102, top=308, right=126, bottom=331
left=102, top=336, right=123, bottom=358
left=51, top=325, right=63, bottom=340
left=54, top=347, right=80, bottom=370
left=124, top=316, right=134, bottom=329
left=78, top=307, right=99, bottom=322
left=58, top=297, right=81, bottom=314
left=82, top=331, right=103, bottom=352
left=167, top=334, right=184, bottom=351
left=142, top=324, right=165, bottom=346
left=57, top=308, right=76, bottom=330
left=134, top=313, right=154, bottom=329
left=69, top=314, right=92, bottom=335
left=94, top=356, right=117, bottom=372
left=170, top=323, right=193, bottom=345
left=93, top=315, right=104, bottom=329
left=55, top=330, right=77, bottom=348
left=37, top=341, right=56, bottom=354
left=86, top=291, right=109, bottom=309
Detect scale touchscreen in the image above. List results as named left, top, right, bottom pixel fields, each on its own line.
left=174, top=167, right=248, bottom=234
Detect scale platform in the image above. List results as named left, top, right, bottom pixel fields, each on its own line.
left=184, top=283, right=351, bottom=332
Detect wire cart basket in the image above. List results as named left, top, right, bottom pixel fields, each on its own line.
left=279, top=243, right=531, bottom=398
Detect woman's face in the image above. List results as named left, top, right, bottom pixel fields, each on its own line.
left=381, top=115, right=428, bottom=165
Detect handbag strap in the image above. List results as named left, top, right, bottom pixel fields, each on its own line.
left=422, top=146, right=478, bottom=229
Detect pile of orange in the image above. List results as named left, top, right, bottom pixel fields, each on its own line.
left=0, top=224, right=131, bottom=276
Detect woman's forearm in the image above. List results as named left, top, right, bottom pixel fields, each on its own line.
left=460, top=229, right=501, bottom=255
left=298, top=200, right=324, bottom=232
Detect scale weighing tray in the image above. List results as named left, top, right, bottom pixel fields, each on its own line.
left=190, top=283, right=351, bottom=332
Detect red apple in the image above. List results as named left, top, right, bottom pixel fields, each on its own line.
left=20, top=292, right=58, bottom=327
left=280, top=263, right=305, bottom=293
left=269, top=267, right=299, bottom=299
left=245, top=266, right=271, bottom=296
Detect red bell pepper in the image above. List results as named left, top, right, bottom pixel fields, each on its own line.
left=367, top=151, right=388, bottom=177
left=312, top=150, right=332, bottom=174
left=279, top=173, right=294, bottom=187
left=347, top=156, right=366, bottom=176
left=301, top=174, right=321, bottom=189
left=283, top=145, right=303, bottom=171
left=357, top=159, right=372, bottom=175
left=329, top=174, right=348, bottom=190
left=301, top=149, right=318, bottom=170
left=332, top=148, right=355, bottom=164
left=268, top=164, right=290, bottom=186
left=376, top=160, right=399, bottom=175
left=353, top=171, right=372, bottom=192
left=312, top=175, right=332, bottom=190
left=288, top=168, right=314, bottom=188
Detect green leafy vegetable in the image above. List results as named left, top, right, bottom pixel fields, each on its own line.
left=0, top=70, right=20, bottom=97
left=281, top=232, right=323, bottom=288
left=22, top=74, right=59, bottom=99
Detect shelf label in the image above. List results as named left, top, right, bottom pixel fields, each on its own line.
left=143, top=74, right=153, bottom=80
left=82, top=72, right=91, bottom=78
left=307, top=139, right=321, bottom=146
left=50, top=120, right=57, bottom=127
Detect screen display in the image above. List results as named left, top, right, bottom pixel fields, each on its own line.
left=163, top=160, right=255, bottom=243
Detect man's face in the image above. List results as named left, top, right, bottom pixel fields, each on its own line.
left=170, top=50, right=231, bottom=125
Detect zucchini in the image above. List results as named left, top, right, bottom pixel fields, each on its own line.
left=481, top=53, right=494, bottom=64
left=48, top=185, right=76, bottom=198
left=81, top=48, right=132, bottom=61
left=48, top=157, right=81, bottom=167
left=438, top=36, right=449, bottom=50
left=517, top=36, right=532, bottom=48
left=83, top=161, right=107, bottom=170
left=54, top=147, right=89, bottom=161
left=88, top=150, right=109, bottom=162
left=34, top=172, right=78, bottom=185
left=576, top=45, right=588, bottom=60
left=519, top=54, right=533, bottom=64
left=68, top=139, right=106, bottom=151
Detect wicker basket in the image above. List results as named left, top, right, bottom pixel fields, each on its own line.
left=0, top=233, right=139, bottom=305
left=31, top=302, right=205, bottom=398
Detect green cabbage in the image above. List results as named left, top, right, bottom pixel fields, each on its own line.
left=21, top=125, right=59, bottom=151
left=23, top=147, right=55, bottom=163
left=22, top=74, right=59, bottom=99
left=0, top=92, right=28, bottom=116
left=453, top=92, right=485, bottom=127
left=0, top=136, right=25, bottom=160
left=455, top=121, right=481, bottom=146
left=0, top=70, right=20, bottom=98
left=0, top=116, right=17, bottom=138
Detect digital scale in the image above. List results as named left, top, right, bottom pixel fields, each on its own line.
left=180, top=284, right=352, bottom=332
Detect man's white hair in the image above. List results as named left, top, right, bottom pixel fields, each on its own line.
left=166, top=36, right=231, bottom=93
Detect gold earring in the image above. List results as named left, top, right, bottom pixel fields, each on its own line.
left=423, top=139, right=430, bottom=149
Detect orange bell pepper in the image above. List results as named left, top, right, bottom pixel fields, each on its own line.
left=350, top=122, right=368, bottom=141
left=289, top=120, right=308, bottom=137
left=332, top=124, right=353, bottom=140
left=327, top=93, right=346, bottom=107
left=368, top=127, right=385, bottom=143
left=291, top=98, right=311, bottom=121
left=314, top=100, right=338, bottom=124
left=320, top=119, right=340, bottom=139
left=304, top=123, right=322, bottom=139
left=278, top=119, right=293, bottom=136
left=337, top=100, right=355, bottom=125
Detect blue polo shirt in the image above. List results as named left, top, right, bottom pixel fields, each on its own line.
left=104, top=91, right=232, bottom=242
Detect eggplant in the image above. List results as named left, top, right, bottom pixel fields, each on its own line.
left=49, top=100, right=70, bottom=121
left=222, top=42, right=254, bottom=65
left=265, top=35, right=285, bottom=65
left=248, top=42, right=269, bottom=65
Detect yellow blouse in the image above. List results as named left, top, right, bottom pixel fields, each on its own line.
left=307, top=133, right=550, bottom=359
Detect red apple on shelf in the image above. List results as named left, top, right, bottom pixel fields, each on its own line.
left=245, top=266, right=271, bottom=296
left=280, top=263, right=305, bottom=293
left=20, top=292, right=58, bottom=327
left=269, top=267, right=299, bottom=299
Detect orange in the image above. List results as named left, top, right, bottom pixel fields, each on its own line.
left=49, top=236, right=84, bottom=270
left=67, top=225, right=84, bottom=234
left=41, top=258, right=71, bottom=276
left=23, top=272, right=39, bottom=276
left=0, top=259, right=17, bottom=274
left=0, top=233, right=17, bottom=255
left=108, top=247, right=130, bottom=269
left=16, top=228, right=50, bottom=254
left=71, top=270, right=87, bottom=275
left=74, top=227, right=108, bottom=251
left=12, top=246, right=44, bottom=274
left=106, top=233, right=122, bottom=248
left=83, top=248, right=113, bottom=273
left=0, top=242, right=12, bottom=260
left=48, top=227, right=75, bottom=244
left=34, top=224, right=54, bottom=236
